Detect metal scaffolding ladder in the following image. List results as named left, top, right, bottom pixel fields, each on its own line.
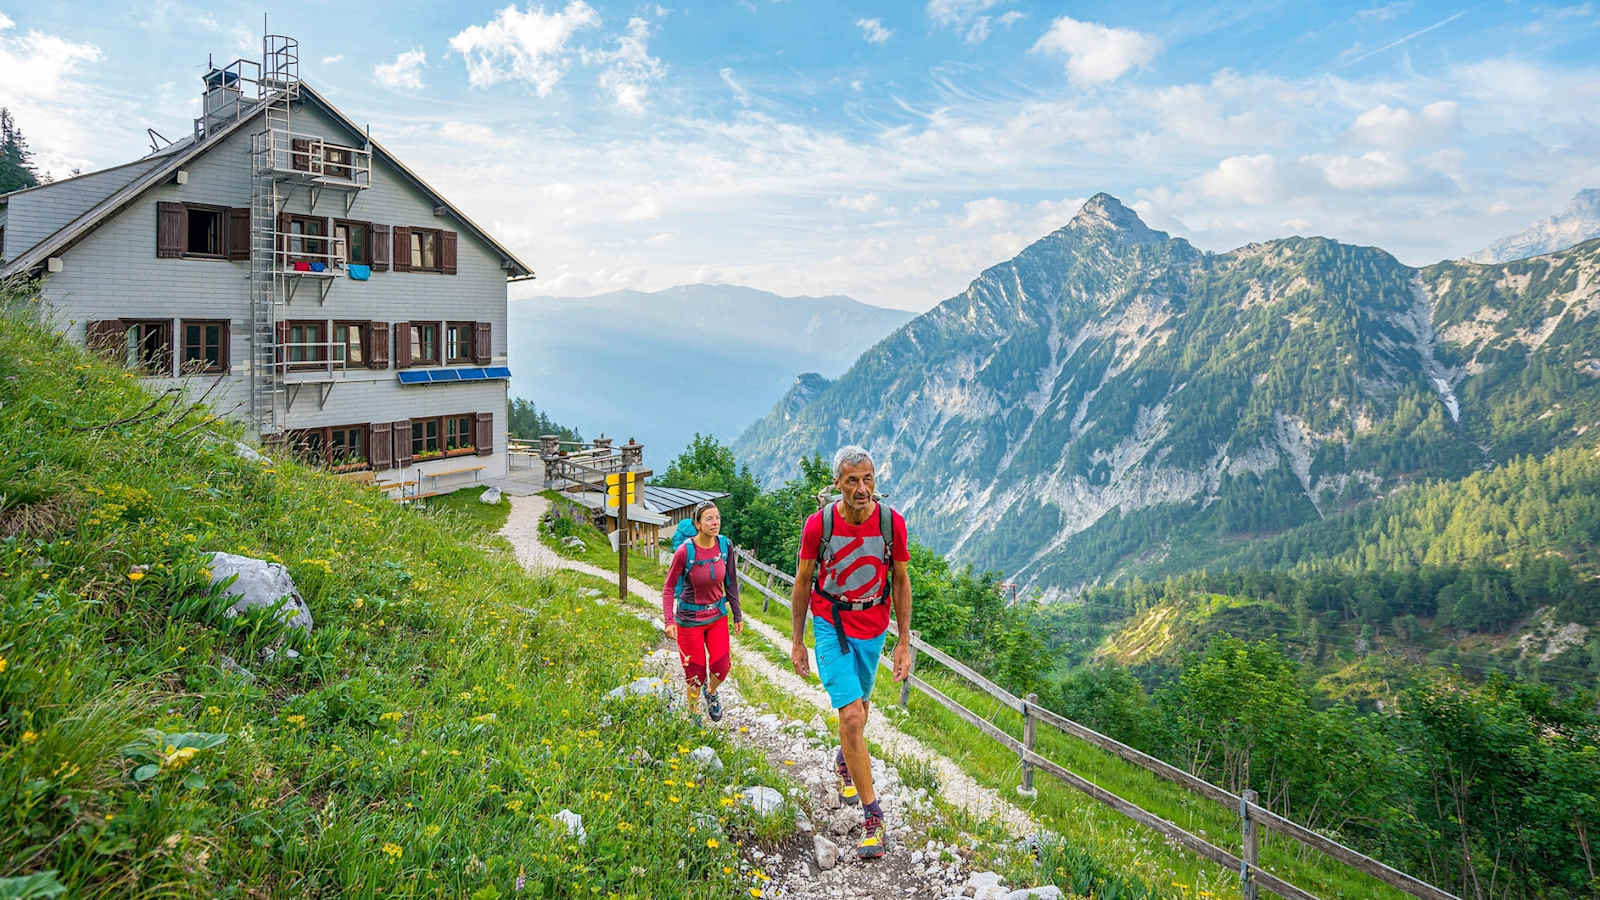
left=247, top=35, right=300, bottom=438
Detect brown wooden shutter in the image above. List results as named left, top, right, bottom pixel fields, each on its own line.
left=370, top=421, right=392, bottom=469
left=227, top=208, right=250, bottom=260
left=278, top=210, right=292, bottom=257
left=393, top=322, right=411, bottom=368
left=392, top=419, right=413, bottom=466
left=440, top=230, right=458, bottom=275
left=219, top=320, right=232, bottom=372
left=291, top=138, right=311, bottom=172
left=371, top=223, right=390, bottom=271
left=473, top=321, right=491, bottom=365
left=367, top=321, right=389, bottom=369
left=85, top=320, right=125, bottom=359
left=392, top=226, right=411, bottom=272
left=274, top=320, right=290, bottom=369
left=156, top=202, right=185, bottom=257
left=476, top=412, right=494, bottom=457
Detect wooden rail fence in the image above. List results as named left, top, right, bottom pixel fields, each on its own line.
left=727, top=547, right=1458, bottom=900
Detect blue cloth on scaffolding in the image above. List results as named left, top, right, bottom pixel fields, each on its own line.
left=347, top=264, right=371, bottom=281
left=309, top=261, right=327, bottom=272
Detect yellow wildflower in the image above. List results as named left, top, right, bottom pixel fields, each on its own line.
left=0, top=655, right=6, bottom=674
left=379, top=711, right=403, bottom=722
left=206, top=705, right=221, bottom=716
left=668, top=795, right=680, bottom=804
left=504, top=799, right=524, bottom=813
left=749, top=890, right=762, bottom=898
left=720, top=796, right=736, bottom=807
left=21, top=730, right=38, bottom=744
left=381, top=842, right=403, bottom=859
left=424, top=825, right=441, bottom=838
left=285, top=714, right=307, bottom=727
left=723, top=866, right=733, bottom=875
left=706, top=838, right=719, bottom=849
left=127, top=571, right=145, bottom=582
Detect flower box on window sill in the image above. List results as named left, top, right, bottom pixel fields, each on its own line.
left=444, top=446, right=477, bottom=459
left=329, top=461, right=370, bottom=474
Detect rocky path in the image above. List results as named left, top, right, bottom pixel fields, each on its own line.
left=498, top=495, right=1061, bottom=900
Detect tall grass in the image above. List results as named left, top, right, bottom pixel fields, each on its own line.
left=0, top=293, right=790, bottom=898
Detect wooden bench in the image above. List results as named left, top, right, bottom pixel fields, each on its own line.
left=421, top=464, right=485, bottom=493
left=373, top=478, right=419, bottom=500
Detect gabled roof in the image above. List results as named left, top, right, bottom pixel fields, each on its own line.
left=643, top=486, right=729, bottom=515
left=1, top=84, right=535, bottom=280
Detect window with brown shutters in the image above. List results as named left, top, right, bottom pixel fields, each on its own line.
left=392, top=226, right=412, bottom=272
left=392, top=320, right=411, bottom=368
left=291, top=138, right=312, bottom=172
left=441, top=230, right=458, bottom=275
left=179, top=319, right=229, bottom=374
left=392, top=419, right=413, bottom=466
left=156, top=202, right=185, bottom=257
left=333, top=321, right=367, bottom=367
left=372, top=224, right=391, bottom=271
left=476, top=411, right=494, bottom=457
left=370, top=421, right=393, bottom=469
left=228, top=208, right=250, bottom=260
left=121, top=319, right=172, bottom=375
left=404, top=322, right=440, bottom=367
left=473, top=321, right=491, bottom=365
left=367, top=321, right=390, bottom=369
left=445, top=321, right=474, bottom=364
left=85, top=320, right=125, bottom=360
left=332, top=219, right=370, bottom=265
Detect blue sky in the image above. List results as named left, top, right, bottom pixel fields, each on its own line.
left=3, top=1, right=1599, bottom=310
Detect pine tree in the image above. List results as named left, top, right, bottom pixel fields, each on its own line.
left=0, top=108, right=41, bottom=194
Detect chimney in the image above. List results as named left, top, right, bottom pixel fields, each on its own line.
left=199, top=65, right=243, bottom=136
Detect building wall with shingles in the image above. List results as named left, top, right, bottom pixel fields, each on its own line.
left=33, top=96, right=516, bottom=487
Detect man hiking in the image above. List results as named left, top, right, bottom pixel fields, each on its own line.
left=789, top=445, right=912, bottom=860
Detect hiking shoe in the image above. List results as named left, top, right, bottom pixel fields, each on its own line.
left=835, top=749, right=859, bottom=806
left=704, top=687, right=723, bottom=723
left=857, top=810, right=886, bottom=859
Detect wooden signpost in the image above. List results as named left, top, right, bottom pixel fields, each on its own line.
left=606, top=471, right=640, bottom=600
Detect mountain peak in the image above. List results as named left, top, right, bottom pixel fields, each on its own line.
left=1469, top=187, right=1600, bottom=263
left=1069, top=193, right=1161, bottom=240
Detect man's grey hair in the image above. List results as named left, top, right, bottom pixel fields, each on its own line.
left=832, top=445, right=874, bottom=478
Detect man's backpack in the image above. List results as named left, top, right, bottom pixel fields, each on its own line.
left=673, top=535, right=732, bottom=623
left=812, top=501, right=895, bottom=651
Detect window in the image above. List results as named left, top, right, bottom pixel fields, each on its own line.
left=334, top=321, right=365, bottom=366
left=286, top=214, right=328, bottom=263
left=411, top=416, right=441, bottom=458
left=446, top=322, right=475, bottom=363
left=444, top=414, right=475, bottom=452
left=410, top=229, right=439, bottom=270
left=323, top=145, right=353, bottom=181
left=408, top=322, right=440, bottom=367
left=122, top=320, right=171, bottom=375
left=287, top=424, right=369, bottom=469
left=411, top=413, right=476, bottom=460
left=180, top=320, right=228, bottom=374
left=185, top=206, right=225, bottom=256
left=286, top=320, right=327, bottom=367
left=333, top=219, right=369, bottom=265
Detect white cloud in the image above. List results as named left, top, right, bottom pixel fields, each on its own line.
left=449, top=1, right=601, bottom=94
left=965, top=18, right=992, bottom=44
left=927, top=0, right=1002, bottom=27
left=440, top=121, right=509, bottom=148
left=720, top=67, right=751, bottom=105
left=830, top=193, right=883, bottom=212
left=583, top=16, right=665, bottom=112
left=620, top=195, right=662, bottom=221
left=1029, top=17, right=1161, bottom=85
left=374, top=48, right=426, bottom=91
left=1309, top=150, right=1412, bottom=190
left=1349, top=101, right=1459, bottom=147
left=997, top=11, right=1024, bottom=26
left=0, top=20, right=104, bottom=175
left=856, top=17, right=892, bottom=45
left=321, top=54, right=344, bottom=65
left=1200, top=154, right=1285, bottom=205
left=961, top=196, right=1013, bottom=226
left=1355, top=2, right=1413, bottom=22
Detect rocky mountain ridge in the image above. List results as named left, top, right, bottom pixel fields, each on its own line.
left=734, top=195, right=1600, bottom=599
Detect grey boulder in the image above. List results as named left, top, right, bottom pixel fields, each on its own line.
left=207, top=552, right=312, bottom=633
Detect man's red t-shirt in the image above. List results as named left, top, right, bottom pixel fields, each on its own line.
left=799, top=502, right=910, bottom=640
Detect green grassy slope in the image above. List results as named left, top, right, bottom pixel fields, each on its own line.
left=0, top=291, right=788, bottom=898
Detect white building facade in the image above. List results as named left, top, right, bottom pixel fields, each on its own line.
left=0, top=37, right=534, bottom=494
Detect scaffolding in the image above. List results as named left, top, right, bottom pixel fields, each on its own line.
left=227, top=34, right=372, bottom=438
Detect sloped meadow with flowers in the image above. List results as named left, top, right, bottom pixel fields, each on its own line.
left=0, top=284, right=791, bottom=898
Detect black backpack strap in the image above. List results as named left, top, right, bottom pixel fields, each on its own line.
left=877, top=503, right=894, bottom=602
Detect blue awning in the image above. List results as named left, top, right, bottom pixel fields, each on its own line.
left=396, top=367, right=512, bottom=385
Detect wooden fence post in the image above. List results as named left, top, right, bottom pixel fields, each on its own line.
left=898, top=631, right=920, bottom=708
left=1017, top=692, right=1039, bottom=799
left=1241, top=788, right=1260, bottom=900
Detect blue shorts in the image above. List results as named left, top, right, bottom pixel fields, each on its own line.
left=812, top=616, right=887, bottom=710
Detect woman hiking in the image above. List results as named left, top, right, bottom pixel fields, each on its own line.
left=661, top=500, right=744, bottom=723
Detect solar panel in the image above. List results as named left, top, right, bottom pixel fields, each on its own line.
left=456, top=368, right=486, bottom=381
left=429, top=369, right=460, bottom=382
left=484, top=366, right=512, bottom=379
left=397, top=371, right=429, bottom=384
